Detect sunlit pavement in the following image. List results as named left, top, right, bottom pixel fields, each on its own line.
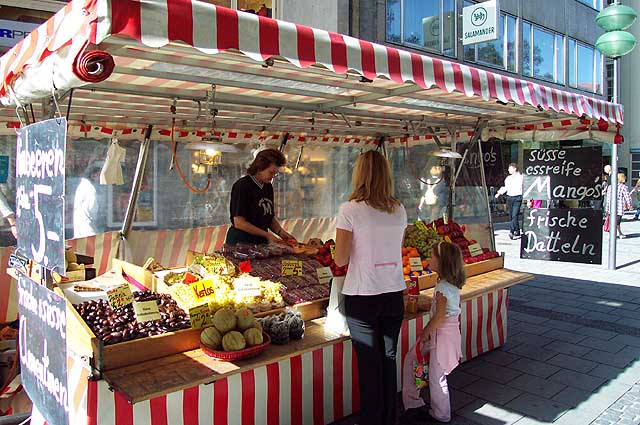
left=332, top=213, right=640, bottom=425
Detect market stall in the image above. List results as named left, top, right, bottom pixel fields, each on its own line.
left=0, top=0, right=624, bottom=424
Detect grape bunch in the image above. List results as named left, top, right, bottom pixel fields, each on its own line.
left=404, top=223, right=442, bottom=258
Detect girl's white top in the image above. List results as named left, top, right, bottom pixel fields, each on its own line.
left=435, top=279, right=461, bottom=317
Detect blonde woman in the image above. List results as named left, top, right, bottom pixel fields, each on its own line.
left=605, top=173, right=633, bottom=239
left=334, top=150, right=407, bottom=425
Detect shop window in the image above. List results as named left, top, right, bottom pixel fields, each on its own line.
left=631, top=151, right=640, bottom=189
left=606, top=59, right=614, bottom=101
left=568, top=40, right=602, bottom=94
left=465, top=12, right=517, bottom=72
left=523, top=22, right=565, bottom=85
left=386, top=0, right=456, bottom=57
left=386, top=0, right=401, bottom=43
left=577, top=0, right=603, bottom=10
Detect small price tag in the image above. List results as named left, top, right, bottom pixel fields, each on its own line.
left=468, top=243, right=483, bottom=257
left=190, top=278, right=216, bottom=301
left=330, top=245, right=335, bottom=260
left=133, top=300, right=161, bottom=323
left=211, top=257, right=229, bottom=275
left=106, top=284, right=134, bottom=309
left=316, top=267, right=333, bottom=284
left=415, top=220, right=428, bottom=233
left=235, top=279, right=262, bottom=297
left=282, top=260, right=303, bottom=276
left=409, top=257, right=423, bottom=272
left=443, top=213, right=449, bottom=225
left=189, top=304, right=212, bottom=329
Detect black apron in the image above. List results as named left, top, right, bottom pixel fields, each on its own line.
left=225, top=226, right=268, bottom=245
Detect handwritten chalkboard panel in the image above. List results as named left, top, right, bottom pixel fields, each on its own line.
left=520, top=208, right=602, bottom=264
left=15, top=118, right=66, bottom=273
left=522, top=147, right=602, bottom=201
left=456, top=140, right=504, bottom=187
left=17, top=274, right=68, bottom=425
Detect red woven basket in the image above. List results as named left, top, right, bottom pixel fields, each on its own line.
left=200, top=332, right=271, bottom=361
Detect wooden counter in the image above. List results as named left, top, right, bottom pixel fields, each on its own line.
left=102, top=267, right=532, bottom=403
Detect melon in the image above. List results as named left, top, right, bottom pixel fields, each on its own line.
left=213, top=308, right=237, bottom=334
left=200, top=327, right=222, bottom=350
left=235, top=308, right=255, bottom=331
left=244, top=328, right=263, bottom=347
left=222, top=331, right=246, bottom=351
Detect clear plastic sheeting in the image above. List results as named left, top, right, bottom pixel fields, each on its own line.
left=0, top=136, right=496, bottom=247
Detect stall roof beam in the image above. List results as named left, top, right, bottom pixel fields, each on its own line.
left=83, top=83, right=471, bottom=126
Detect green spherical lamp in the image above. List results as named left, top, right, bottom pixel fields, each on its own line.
left=596, top=30, right=637, bottom=58
left=596, top=4, right=637, bottom=31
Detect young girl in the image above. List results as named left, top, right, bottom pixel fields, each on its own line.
left=402, top=241, right=465, bottom=424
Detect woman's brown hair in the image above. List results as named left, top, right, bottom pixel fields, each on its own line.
left=349, top=150, right=400, bottom=213
left=247, top=148, right=286, bottom=175
left=433, top=241, right=466, bottom=288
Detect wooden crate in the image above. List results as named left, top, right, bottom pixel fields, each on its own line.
left=464, top=254, right=505, bottom=278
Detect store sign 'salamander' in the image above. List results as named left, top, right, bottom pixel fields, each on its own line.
left=462, top=0, right=500, bottom=45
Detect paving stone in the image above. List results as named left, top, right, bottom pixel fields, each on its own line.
left=512, top=417, right=555, bottom=425
left=584, top=349, right=638, bottom=368
left=551, top=408, right=603, bottom=425
left=548, top=353, right=598, bottom=373
left=479, top=350, right=520, bottom=367
left=505, top=392, right=569, bottom=422
left=542, top=319, right=582, bottom=332
left=544, top=340, right=592, bottom=357
left=509, top=323, right=549, bottom=336
left=507, top=358, right=561, bottom=379
left=575, top=326, right=619, bottom=341
left=610, top=334, right=640, bottom=348
left=578, top=336, right=627, bottom=354
left=589, top=364, right=625, bottom=381
left=551, top=386, right=594, bottom=409
left=458, top=400, right=524, bottom=425
left=507, top=343, right=557, bottom=362
left=579, top=302, right=616, bottom=314
left=583, top=311, right=619, bottom=322
left=612, top=361, right=640, bottom=386
left=616, top=317, right=640, bottom=329
left=510, top=332, right=555, bottom=347
left=512, top=313, right=548, bottom=325
left=611, top=308, right=640, bottom=320
left=507, top=373, right=566, bottom=399
left=549, top=369, right=607, bottom=392
left=543, top=328, right=588, bottom=344
left=448, top=370, right=482, bottom=390
left=552, top=304, right=588, bottom=316
left=464, top=378, right=523, bottom=405
left=451, top=390, right=477, bottom=412
left=464, top=361, right=523, bottom=385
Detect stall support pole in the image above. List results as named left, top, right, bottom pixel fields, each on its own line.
left=120, top=125, right=153, bottom=240
left=449, top=128, right=458, bottom=220
left=608, top=59, right=619, bottom=270
left=477, top=137, right=496, bottom=251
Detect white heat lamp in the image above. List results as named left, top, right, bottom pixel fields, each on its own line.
left=431, top=148, right=462, bottom=159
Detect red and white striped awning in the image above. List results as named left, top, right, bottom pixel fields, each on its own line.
left=0, top=0, right=623, bottom=143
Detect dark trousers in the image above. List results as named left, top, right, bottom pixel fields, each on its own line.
left=345, top=291, right=405, bottom=425
left=507, top=195, right=523, bottom=235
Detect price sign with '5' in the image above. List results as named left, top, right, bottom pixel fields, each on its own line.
left=15, top=118, right=66, bottom=273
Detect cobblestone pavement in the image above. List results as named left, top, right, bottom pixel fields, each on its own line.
left=331, top=214, right=640, bottom=425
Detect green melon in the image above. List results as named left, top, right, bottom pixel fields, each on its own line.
left=244, top=328, right=264, bottom=347
left=200, top=327, right=222, bottom=350
left=222, top=331, right=246, bottom=351
left=213, top=308, right=237, bottom=334
left=235, top=308, right=256, bottom=331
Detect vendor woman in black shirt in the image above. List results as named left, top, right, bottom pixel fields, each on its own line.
left=226, top=148, right=296, bottom=245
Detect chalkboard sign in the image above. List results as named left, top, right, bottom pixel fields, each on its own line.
left=17, top=274, right=69, bottom=425
left=15, top=118, right=66, bottom=273
left=456, top=140, right=504, bottom=187
left=523, top=147, right=602, bottom=201
left=0, top=155, right=8, bottom=183
left=520, top=208, right=602, bottom=264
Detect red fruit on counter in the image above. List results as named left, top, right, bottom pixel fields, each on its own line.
left=482, top=247, right=490, bottom=253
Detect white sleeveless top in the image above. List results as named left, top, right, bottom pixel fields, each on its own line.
left=434, top=280, right=461, bottom=317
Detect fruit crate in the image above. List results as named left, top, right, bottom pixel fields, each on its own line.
left=64, top=289, right=204, bottom=375
left=465, top=253, right=504, bottom=278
